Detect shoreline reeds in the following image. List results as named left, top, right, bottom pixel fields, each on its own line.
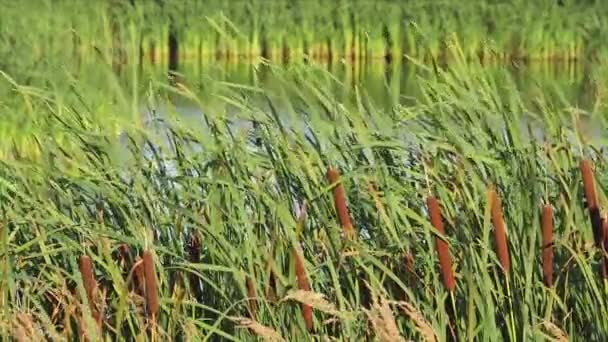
left=541, top=205, right=554, bottom=287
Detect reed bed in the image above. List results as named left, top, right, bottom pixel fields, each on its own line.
left=2, top=32, right=608, bottom=340
left=3, top=0, right=608, bottom=78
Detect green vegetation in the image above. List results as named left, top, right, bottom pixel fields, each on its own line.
left=3, top=0, right=608, bottom=70
left=3, top=1, right=608, bottom=341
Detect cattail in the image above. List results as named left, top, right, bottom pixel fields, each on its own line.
left=142, top=250, right=159, bottom=319
left=426, top=196, right=455, bottom=291
left=246, top=275, right=257, bottom=318
left=541, top=205, right=554, bottom=287
left=79, top=256, right=99, bottom=321
left=601, top=218, right=608, bottom=279
left=187, top=234, right=203, bottom=302
left=580, top=159, right=602, bottom=246
left=403, top=251, right=416, bottom=287
left=489, top=187, right=510, bottom=274
left=581, top=159, right=597, bottom=209
left=326, top=167, right=356, bottom=239
left=293, top=246, right=313, bottom=332
left=117, top=244, right=131, bottom=276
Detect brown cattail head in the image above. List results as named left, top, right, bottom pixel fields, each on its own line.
left=489, top=186, right=510, bottom=274
left=293, top=246, right=313, bottom=332
left=426, top=196, right=456, bottom=291
left=142, top=250, right=159, bottom=319
left=580, top=159, right=603, bottom=246
left=79, top=256, right=97, bottom=308
left=246, top=275, right=257, bottom=318
left=581, top=159, right=597, bottom=209
left=541, top=205, right=554, bottom=287
left=79, top=255, right=101, bottom=335
left=326, top=167, right=356, bottom=239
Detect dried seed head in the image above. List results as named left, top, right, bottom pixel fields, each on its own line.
left=142, top=250, right=159, bottom=318
left=230, top=316, right=286, bottom=342
left=326, top=167, right=356, bottom=239
left=395, top=301, right=437, bottom=342
left=426, top=196, right=455, bottom=291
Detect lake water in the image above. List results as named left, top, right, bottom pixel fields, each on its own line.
left=135, top=59, right=604, bottom=146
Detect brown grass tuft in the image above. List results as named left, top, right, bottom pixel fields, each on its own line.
left=365, top=294, right=405, bottom=342
left=541, top=321, right=569, bottom=342
left=395, top=301, right=438, bottom=342
left=13, top=313, right=44, bottom=342
left=542, top=205, right=554, bottom=287
left=580, top=159, right=603, bottom=246
left=142, top=250, right=159, bottom=319
left=293, top=246, right=314, bottom=332
left=326, top=167, right=356, bottom=239
left=488, top=186, right=510, bottom=274
left=281, top=289, right=347, bottom=318
left=426, top=196, right=455, bottom=291
left=230, top=316, right=286, bottom=342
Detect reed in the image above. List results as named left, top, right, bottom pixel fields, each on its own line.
left=542, top=205, right=554, bottom=287
left=187, top=234, right=203, bottom=302
left=426, top=196, right=455, bottom=291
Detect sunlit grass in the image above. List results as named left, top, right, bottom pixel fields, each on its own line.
left=1, top=34, right=608, bottom=340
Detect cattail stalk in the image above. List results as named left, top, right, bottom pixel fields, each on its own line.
left=581, top=159, right=603, bottom=246
left=133, top=257, right=146, bottom=297
left=426, top=196, right=455, bottom=291
left=541, top=205, right=554, bottom=287
left=246, top=275, right=257, bottom=318
left=601, top=217, right=608, bottom=280
left=293, top=246, right=313, bottom=332
left=489, top=187, right=510, bottom=274
left=142, top=250, right=159, bottom=319
left=326, top=167, right=356, bottom=239
left=187, top=234, right=203, bottom=302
